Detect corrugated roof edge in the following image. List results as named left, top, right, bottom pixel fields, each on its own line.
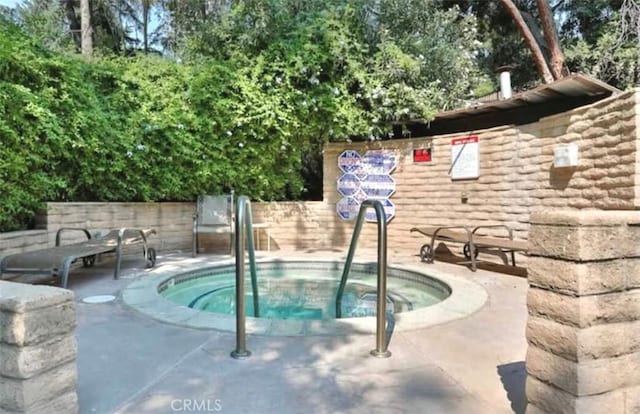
left=417, top=73, right=622, bottom=123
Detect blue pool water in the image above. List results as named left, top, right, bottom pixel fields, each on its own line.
left=159, top=261, right=451, bottom=321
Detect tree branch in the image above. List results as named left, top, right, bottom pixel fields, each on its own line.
left=536, top=0, right=566, bottom=79
left=499, top=0, right=554, bottom=83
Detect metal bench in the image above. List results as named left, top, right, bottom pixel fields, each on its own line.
left=409, top=225, right=528, bottom=271
left=0, top=227, right=156, bottom=288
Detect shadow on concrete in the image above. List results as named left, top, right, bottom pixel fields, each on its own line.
left=421, top=244, right=528, bottom=278
left=68, top=254, right=488, bottom=413
left=497, top=361, right=527, bottom=414
left=115, top=334, right=478, bottom=414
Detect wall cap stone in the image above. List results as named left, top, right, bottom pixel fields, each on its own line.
left=530, top=209, right=640, bottom=226
left=0, top=282, right=73, bottom=313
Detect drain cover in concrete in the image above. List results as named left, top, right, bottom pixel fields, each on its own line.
left=82, top=295, right=116, bottom=304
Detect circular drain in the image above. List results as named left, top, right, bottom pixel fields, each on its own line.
left=82, top=295, right=116, bottom=304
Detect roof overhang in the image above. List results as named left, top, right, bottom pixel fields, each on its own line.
left=396, top=74, right=622, bottom=137
left=434, top=73, right=621, bottom=122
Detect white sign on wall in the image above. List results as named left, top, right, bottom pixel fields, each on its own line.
left=450, top=136, right=479, bottom=180
left=361, top=150, right=398, bottom=176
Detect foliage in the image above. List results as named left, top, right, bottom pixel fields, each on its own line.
left=0, top=1, right=490, bottom=231
left=438, top=0, right=636, bottom=90
left=564, top=3, right=639, bottom=89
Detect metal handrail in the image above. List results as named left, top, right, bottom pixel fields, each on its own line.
left=335, top=199, right=391, bottom=358
left=231, top=196, right=260, bottom=360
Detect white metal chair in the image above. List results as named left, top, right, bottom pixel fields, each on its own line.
left=192, top=192, right=234, bottom=256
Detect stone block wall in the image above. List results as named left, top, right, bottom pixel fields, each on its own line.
left=0, top=232, right=48, bottom=258
left=251, top=201, right=352, bottom=252
left=43, top=202, right=194, bottom=253
left=0, top=281, right=78, bottom=414
left=324, top=89, right=640, bottom=254
left=525, top=210, right=640, bottom=414
left=537, top=90, right=640, bottom=210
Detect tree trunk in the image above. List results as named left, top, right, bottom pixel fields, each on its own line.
left=143, top=0, right=150, bottom=53
left=80, top=0, right=92, bottom=56
left=499, top=0, right=554, bottom=83
left=536, top=0, right=566, bottom=79
left=62, top=0, right=81, bottom=48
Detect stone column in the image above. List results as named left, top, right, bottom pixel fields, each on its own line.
left=0, top=281, right=78, bottom=414
left=525, top=210, right=640, bottom=414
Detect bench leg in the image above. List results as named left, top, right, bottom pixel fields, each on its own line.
left=114, top=247, right=122, bottom=280
left=61, top=258, right=73, bottom=289
left=469, top=240, right=477, bottom=272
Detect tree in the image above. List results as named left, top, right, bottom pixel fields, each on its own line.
left=438, top=0, right=630, bottom=89
left=536, top=0, right=566, bottom=79
left=80, top=0, right=92, bottom=55
left=141, top=0, right=152, bottom=52
left=564, top=0, right=639, bottom=88
left=499, top=0, right=554, bottom=83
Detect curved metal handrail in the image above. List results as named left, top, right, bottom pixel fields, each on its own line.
left=335, top=199, right=391, bottom=358
left=231, top=195, right=260, bottom=359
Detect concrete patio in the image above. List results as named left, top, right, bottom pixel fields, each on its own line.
left=20, top=250, right=528, bottom=414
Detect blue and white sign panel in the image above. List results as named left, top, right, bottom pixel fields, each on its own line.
left=338, top=150, right=362, bottom=174
left=362, top=150, right=398, bottom=175
left=336, top=197, right=361, bottom=221
left=336, top=149, right=397, bottom=222
left=365, top=199, right=395, bottom=223
left=360, top=174, right=396, bottom=199
left=337, top=173, right=361, bottom=197
left=352, top=189, right=368, bottom=204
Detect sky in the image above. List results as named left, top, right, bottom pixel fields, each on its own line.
left=0, top=0, right=20, bottom=7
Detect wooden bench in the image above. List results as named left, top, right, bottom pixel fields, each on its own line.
left=409, top=225, right=528, bottom=271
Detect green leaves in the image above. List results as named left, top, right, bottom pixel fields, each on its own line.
left=1, top=1, right=491, bottom=230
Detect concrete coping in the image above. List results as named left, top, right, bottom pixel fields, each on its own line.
left=121, top=254, right=488, bottom=336
left=530, top=209, right=640, bottom=226
left=0, top=281, right=74, bottom=313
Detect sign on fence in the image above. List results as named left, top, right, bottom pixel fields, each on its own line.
left=338, top=150, right=362, bottom=174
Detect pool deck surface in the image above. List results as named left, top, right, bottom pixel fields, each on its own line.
left=26, top=249, right=528, bottom=414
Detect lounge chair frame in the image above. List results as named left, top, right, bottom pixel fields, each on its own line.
left=410, top=224, right=528, bottom=271
left=0, top=227, right=156, bottom=288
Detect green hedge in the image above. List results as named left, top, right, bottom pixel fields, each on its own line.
left=1, top=3, right=483, bottom=231
left=0, top=22, right=316, bottom=231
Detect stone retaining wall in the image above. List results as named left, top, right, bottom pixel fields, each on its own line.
left=0, top=231, right=49, bottom=258
left=0, top=281, right=78, bottom=414
left=42, top=202, right=194, bottom=253
left=525, top=210, right=640, bottom=413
